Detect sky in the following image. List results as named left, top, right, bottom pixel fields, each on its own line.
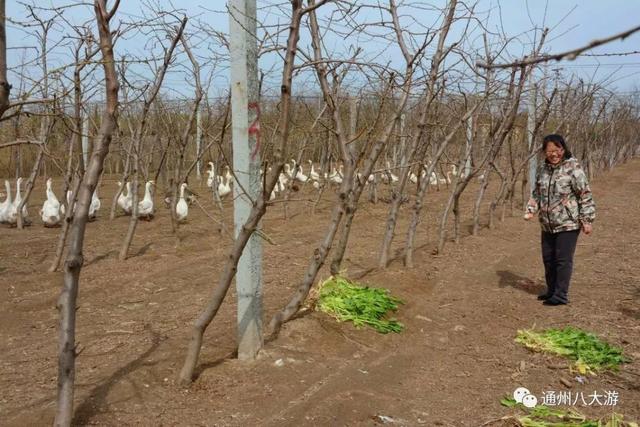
left=5, top=0, right=640, bottom=101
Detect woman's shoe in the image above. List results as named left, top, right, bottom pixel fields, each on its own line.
left=543, top=297, right=567, bottom=306
left=537, top=293, right=552, bottom=300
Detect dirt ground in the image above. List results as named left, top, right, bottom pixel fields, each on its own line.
left=1, top=159, right=639, bottom=426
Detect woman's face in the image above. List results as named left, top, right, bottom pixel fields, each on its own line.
left=544, top=141, right=564, bottom=165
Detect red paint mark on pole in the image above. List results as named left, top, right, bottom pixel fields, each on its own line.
left=248, top=102, right=261, bottom=160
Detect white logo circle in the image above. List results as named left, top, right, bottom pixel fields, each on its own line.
left=522, top=394, right=538, bottom=408
left=513, top=387, right=531, bottom=403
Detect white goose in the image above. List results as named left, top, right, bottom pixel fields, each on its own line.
left=408, top=171, right=418, bottom=184
left=217, top=175, right=232, bottom=199
left=206, top=162, right=216, bottom=188
left=40, top=178, right=63, bottom=227
left=277, top=173, right=287, bottom=192
left=176, top=182, right=188, bottom=222
left=329, top=165, right=343, bottom=185
left=138, top=181, right=155, bottom=219
left=224, top=165, right=233, bottom=186
left=438, top=171, right=452, bottom=185
left=13, top=177, right=29, bottom=219
left=62, top=189, right=74, bottom=216
left=291, top=159, right=308, bottom=183
left=116, top=181, right=130, bottom=214
left=428, top=171, right=438, bottom=186
left=308, top=160, right=320, bottom=182
left=385, top=161, right=399, bottom=183
left=0, top=180, right=13, bottom=223
left=124, top=182, right=133, bottom=214
left=88, top=188, right=101, bottom=220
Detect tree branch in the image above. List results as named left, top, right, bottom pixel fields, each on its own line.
left=477, top=24, right=640, bottom=69
left=0, top=139, right=44, bottom=149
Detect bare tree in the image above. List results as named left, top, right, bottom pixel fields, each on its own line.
left=55, top=1, right=120, bottom=425
left=378, top=0, right=459, bottom=268
left=118, top=17, right=187, bottom=260
left=179, top=0, right=333, bottom=385
left=269, top=0, right=425, bottom=335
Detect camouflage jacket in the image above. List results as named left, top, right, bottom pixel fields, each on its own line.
left=526, top=157, right=596, bottom=233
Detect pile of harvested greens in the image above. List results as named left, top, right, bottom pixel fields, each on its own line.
left=515, top=326, right=629, bottom=374
left=315, top=276, right=404, bottom=334
left=501, top=396, right=637, bottom=427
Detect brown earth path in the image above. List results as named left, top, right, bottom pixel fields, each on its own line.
left=0, top=159, right=638, bottom=426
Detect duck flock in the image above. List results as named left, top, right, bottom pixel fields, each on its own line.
left=0, top=160, right=471, bottom=228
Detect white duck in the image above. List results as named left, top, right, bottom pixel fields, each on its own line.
left=0, top=180, right=13, bottom=223
left=408, top=171, right=418, bottom=184
left=138, top=181, right=155, bottom=219
left=176, top=182, right=188, bottom=222
left=88, top=188, right=101, bottom=220
left=116, top=181, right=130, bottom=214
left=217, top=175, right=232, bottom=199
left=40, top=178, right=63, bottom=226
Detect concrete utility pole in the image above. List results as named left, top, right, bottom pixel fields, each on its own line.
left=527, top=81, right=537, bottom=198
left=229, top=0, right=262, bottom=361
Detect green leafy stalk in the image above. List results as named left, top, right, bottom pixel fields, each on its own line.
left=500, top=396, right=638, bottom=427
left=316, top=276, right=404, bottom=334
left=515, top=327, right=629, bottom=374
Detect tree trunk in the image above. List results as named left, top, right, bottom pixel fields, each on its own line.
left=0, top=0, right=10, bottom=119
left=404, top=104, right=481, bottom=265
left=55, top=2, right=119, bottom=424
left=471, top=172, right=489, bottom=235
left=49, top=177, right=81, bottom=273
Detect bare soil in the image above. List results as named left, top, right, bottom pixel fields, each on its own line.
left=1, top=160, right=639, bottom=426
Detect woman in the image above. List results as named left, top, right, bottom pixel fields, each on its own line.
left=524, top=134, right=596, bottom=305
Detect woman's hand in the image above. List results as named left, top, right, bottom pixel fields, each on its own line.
left=523, top=212, right=534, bottom=221
left=581, top=222, right=593, bottom=235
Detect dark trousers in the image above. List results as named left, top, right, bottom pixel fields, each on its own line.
left=541, top=230, right=580, bottom=303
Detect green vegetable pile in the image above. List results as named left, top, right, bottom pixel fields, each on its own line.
left=500, top=396, right=637, bottom=427
left=515, top=327, right=629, bottom=374
left=315, top=276, right=404, bottom=334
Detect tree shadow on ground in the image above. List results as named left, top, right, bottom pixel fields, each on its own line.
left=135, top=242, right=153, bottom=257
left=496, top=270, right=545, bottom=296
left=193, top=350, right=238, bottom=381
left=85, top=250, right=117, bottom=266
left=618, top=283, right=640, bottom=320
left=72, top=326, right=166, bottom=425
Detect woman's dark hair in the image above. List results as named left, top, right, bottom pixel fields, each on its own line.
left=542, top=134, right=572, bottom=159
